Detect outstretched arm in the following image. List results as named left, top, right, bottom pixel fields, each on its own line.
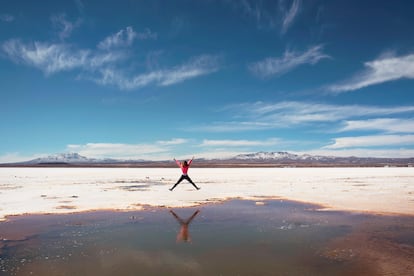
left=184, top=209, right=200, bottom=224
left=170, top=210, right=185, bottom=224
left=188, top=156, right=194, bottom=166
left=174, top=158, right=181, bottom=167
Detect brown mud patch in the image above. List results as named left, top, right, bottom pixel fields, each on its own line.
left=320, top=216, right=414, bottom=275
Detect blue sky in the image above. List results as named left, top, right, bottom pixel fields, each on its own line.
left=1, top=0, right=414, bottom=161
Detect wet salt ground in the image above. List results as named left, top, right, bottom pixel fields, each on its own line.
left=2, top=167, right=414, bottom=219
left=0, top=199, right=413, bottom=276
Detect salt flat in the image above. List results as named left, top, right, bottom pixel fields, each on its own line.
left=0, top=167, right=413, bottom=221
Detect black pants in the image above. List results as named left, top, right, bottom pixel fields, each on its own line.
left=170, top=175, right=199, bottom=190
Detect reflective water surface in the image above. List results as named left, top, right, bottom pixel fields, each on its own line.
left=0, top=199, right=413, bottom=275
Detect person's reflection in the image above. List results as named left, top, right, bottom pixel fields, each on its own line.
left=169, top=209, right=200, bottom=243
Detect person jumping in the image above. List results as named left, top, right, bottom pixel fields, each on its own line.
left=169, top=157, right=200, bottom=191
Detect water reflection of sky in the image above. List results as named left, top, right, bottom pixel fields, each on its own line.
left=0, top=199, right=413, bottom=275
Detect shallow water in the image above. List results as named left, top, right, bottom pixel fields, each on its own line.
left=0, top=199, right=413, bottom=275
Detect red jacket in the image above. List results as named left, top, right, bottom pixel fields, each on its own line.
left=176, top=159, right=193, bottom=175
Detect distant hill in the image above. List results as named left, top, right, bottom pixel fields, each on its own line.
left=9, top=153, right=142, bottom=166
left=227, top=151, right=414, bottom=166
left=1, top=151, right=413, bottom=167
left=25, top=153, right=96, bottom=164
left=22, top=153, right=117, bottom=164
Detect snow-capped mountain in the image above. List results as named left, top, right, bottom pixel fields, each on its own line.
left=25, top=153, right=108, bottom=164
left=3, top=151, right=413, bottom=166
left=25, top=153, right=92, bottom=164
left=234, top=151, right=301, bottom=160
left=230, top=151, right=413, bottom=165
left=233, top=151, right=332, bottom=161
left=20, top=152, right=148, bottom=165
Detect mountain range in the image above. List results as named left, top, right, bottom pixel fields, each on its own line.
left=2, top=152, right=413, bottom=167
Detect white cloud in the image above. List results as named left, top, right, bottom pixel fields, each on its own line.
left=252, top=101, right=414, bottom=123
left=340, top=118, right=414, bottom=133
left=98, top=26, right=138, bottom=50
left=249, top=45, right=329, bottom=78
left=159, top=55, right=219, bottom=86
left=201, top=138, right=281, bottom=147
left=66, top=139, right=195, bottom=160
left=0, top=14, right=14, bottom=22
left=191, top=149, right=251, bottom=160
left=67, top=143, right=168, bottom=159
left=329, top=52, right=414, bottom=93
left=190, top=101, right=414, bottom=134
left=234, top=0, right=300, bottom=34
left=51, top=14, right=81, bottom=41
left=2, top=38, right=215, bottom=90
left=225, top=101, right=414, bottom=128
left=75, top=0, right=85, bottom=14
left=189, top=121, right=273, bottom=132
left=1, top=39, right=123, bottom=75
left=281, top=0, right=301, bottom=34
left=136, top=28, right=158, bottom=40
left=296, top=148, right=414, bottom=158
left=1, top=25, right=216, bottom=90
left=2, top=39, right=88, bottom=74
left=93, top=55, right=219, bottom=90
left=237, top=0, right=277, bottom=29
left=324, top=134, right=414, bottom=149
left=157, top=138, right=189, bottom=145
left=93, top=68, right=158, bottom=89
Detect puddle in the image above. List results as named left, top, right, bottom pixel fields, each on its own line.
left=0, top=199, right=413, bottom=275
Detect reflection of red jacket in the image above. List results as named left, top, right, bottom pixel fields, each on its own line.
left=176, top=159, right=192, bottom=175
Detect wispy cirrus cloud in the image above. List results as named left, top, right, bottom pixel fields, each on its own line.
left=232, top=0, right=301, bottom=34
left=74, top=0, right=85, bottom=14
left=249, top=45, right=329, bottom=78
left=190, top=121, right=272, bottom=132
left=157, top=138, right=189, bottom=146
left=0, top=14, right=14, bottom=22
left=93, top=54, right=220, bottom=90
left=159, top=55, right=220, bottom=85
left=98, top=26, right=157, bottom=50
left=201, top=138, right=281, bottom=147
left=136, top=28, right=158, bottom=40
left=51, top=13, right=82, bottom=41
left=1, top=26, right=216, bottom=90
left=237, top=0, right=277, bottom=29
left=67, top=142, right=169, bottom=160
left=191, top=101, right=414, bottom=132
left=66, top=138, right=196, bottom=160
left=328, top=52, right=414, bottom=93
left=98, top=26, right=138, bottom=50
left=340, top=118, right=414, bottom=133
left=1, top=39, right=123, bottom=75
left=296, top=148, right=414, bottom=158
left=229, top=101, right=414, bottom=124
left=324, top=134, right=414, bottom=149
left=280, top=0, right=301, bottom=34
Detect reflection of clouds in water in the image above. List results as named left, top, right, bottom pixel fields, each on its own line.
left=115, top=178, right=168, bottom=190
left=117, top=184, right=151, bottom=191
left=279, top=221, right=310, bottom=230
left=98, top=248, right=201, bottom=272
left=114, top=179, right=167, bottom=185
left=0, top=184, right=23, bottom=190
left=113, top=178, right=169, bottom=191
